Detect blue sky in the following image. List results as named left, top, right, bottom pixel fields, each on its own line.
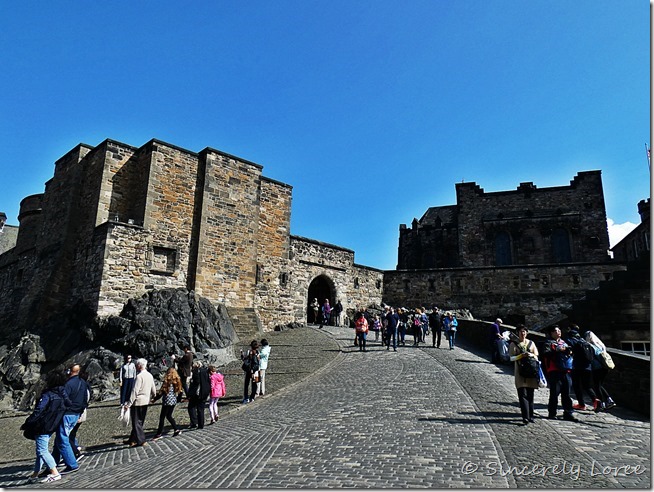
left=0, top=1, right=650, bottom=270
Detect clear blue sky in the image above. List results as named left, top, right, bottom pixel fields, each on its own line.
left=1, top=1, right=650, bottom=270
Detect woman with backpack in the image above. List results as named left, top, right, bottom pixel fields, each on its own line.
left=508, top=325, right=540, bottom=425
left=22, top=370, right=71, bottom=483
left=566, top=325, right=600, bottom=412
left=584, top=330, right=617, bottom=412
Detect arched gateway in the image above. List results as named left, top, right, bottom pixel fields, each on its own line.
left=307, top=275, right=335, bottom=324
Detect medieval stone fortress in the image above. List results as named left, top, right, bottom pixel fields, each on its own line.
left=0, top=137, right=648, bottom=362
left=0, top=139, right=382, bottom=339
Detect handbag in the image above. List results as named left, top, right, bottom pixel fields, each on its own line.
left=516, top=341, right=540, bottom=379
left=600, top=350, right=615, bottom=370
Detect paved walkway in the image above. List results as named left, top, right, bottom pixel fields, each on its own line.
left=2, top=326, right=650, bottom=488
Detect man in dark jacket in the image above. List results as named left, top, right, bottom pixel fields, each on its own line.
left=429, top=307, right=442, bottom=348
left=54, top=364, right=90, bottom=474
left=187, top=362, right=211, bottom=429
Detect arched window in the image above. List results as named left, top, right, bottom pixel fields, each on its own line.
left=495, top=232, right=512, bottom=266
left=552, top=228, right=572, bottom=263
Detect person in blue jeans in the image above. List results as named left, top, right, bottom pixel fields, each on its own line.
left=54, top=364, right=90, bottom=474
left=384, top=307, right=400, bottom=352
left=448, top=313, right=458, bottom=349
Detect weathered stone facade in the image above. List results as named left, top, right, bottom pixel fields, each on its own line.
left=0, top=139, right=382, bottom=335
left=399, top=171, right=611, bottom=269
left=388, top=172, right=628, bottom=327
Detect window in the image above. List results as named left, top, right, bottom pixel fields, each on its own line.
left=151, top=246, right=176, bottom=274
left=552, top=228, right=572, bottom=263
left=354, top=277, right=360, bottom=289
left=428, top=279, right=435, bottom=292
left=279, top=272, right=288, bottom=287
left=495, top=232, right=512, bottom=266
left=621, top=341, right=650, bottom=356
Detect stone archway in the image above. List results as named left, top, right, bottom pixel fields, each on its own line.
left=307, top=275, right=335, bottom=324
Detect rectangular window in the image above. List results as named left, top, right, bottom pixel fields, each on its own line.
left=620, top=341, right=650, bottom=356
left=151, top=246, right=176, bottom=274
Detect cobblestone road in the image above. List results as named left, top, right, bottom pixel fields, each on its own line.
left=1, top=326, right=649, bottom=488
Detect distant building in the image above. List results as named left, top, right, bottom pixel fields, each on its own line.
left=384, top=172, right=627, bottom=326
left=611, top=199, right=650, bottom=262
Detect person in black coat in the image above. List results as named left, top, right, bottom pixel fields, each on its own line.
left=187, top=362, right=211, bottom=429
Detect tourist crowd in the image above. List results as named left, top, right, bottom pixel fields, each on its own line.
left=20, top=307, right=617, bottom=484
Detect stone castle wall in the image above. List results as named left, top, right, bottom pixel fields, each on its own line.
left=0, top=138, right=383, bottom=334
left=383, top=262, right=626, bottom=327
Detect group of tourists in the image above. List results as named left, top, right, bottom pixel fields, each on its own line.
left=21, top=339, right=273, bottom=483
left=507, top=323, right=616, bottom=425
left=351, top=306, right=460, bottom=352
left=310, top=298, right=344, bottom=327
left=240, top=338, right=272, bottom=404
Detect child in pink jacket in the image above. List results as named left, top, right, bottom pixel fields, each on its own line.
left=208, top=366, right=226, bottom=424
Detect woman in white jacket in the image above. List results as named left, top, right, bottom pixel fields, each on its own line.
left=256, top=339, right=271, bottom=397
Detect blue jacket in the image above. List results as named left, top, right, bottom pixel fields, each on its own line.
left=64, top=376, right=90, bottom=415
left=25, top=386, right=71, bottom=435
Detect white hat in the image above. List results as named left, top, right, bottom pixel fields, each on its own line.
left=496, top=318, right=503, bottom=324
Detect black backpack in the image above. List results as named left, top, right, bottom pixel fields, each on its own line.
left=21, top=390, right=67, bottom=439
left=576, top=338, right=595, bottom=364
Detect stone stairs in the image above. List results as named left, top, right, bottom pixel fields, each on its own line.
left=227, top=307, right=263, bottom=346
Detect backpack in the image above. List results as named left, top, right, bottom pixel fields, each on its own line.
left=21, top=390, right=67, bottom=439
left=413, top=317, right=422, bottom=327
left=576, top=339, right=596, bottom=364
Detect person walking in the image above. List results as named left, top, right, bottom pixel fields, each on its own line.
left=566, top=325, right=600, bottom=411
left=119, top=355, right=136, bottom=406
left=22, top=370, right=71, bottom=483
left=355, top=312, right=369, bottom=352
left=124, top=358, right=157, bottom=447
left=256, top=339, right=271, bottom=397
left=177, top=347, right=194, bottom=398
left=429, top=307, right=442, bottom=348
left=489, top=318, right=503, bottom=363
left=585, top=330, right=617, bottom=412
left=310, top=298, right=320, bottom=325
left=241, top=340, right=260, bottom=403
left=333, top=300, right=343, bottom=327
left=153, top=367, right=183, bottom=439
left=448, top=313, right=458, bottom=349
left=320, top=299, right=332, bottom=328
left=187, top=362, right=211, bottom=429
left=209, top=365, right=226, bottom=423
left=542, top=326, right=577, bottom=422
left=371, top=314, right=382, bottom=343
left=54, top=364, right=90, bottom=474
left=385, top=307, right=400, bottom=352
left=509, top=325, right=540, bottom=424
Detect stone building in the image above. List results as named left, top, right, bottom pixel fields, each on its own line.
left=0, top=139, right=383, bottom=335
left=385, top=172, right=627, bottom=326
left=611, top=198, right=650, bottom=262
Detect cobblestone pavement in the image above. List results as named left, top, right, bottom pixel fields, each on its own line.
left=1, top=326, right=649, bottom=488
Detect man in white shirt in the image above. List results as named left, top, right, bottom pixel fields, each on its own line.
left=124, top=358, right=156, bottom=447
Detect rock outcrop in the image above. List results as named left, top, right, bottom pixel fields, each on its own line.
left=0, top=288, right=238, bottom=412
